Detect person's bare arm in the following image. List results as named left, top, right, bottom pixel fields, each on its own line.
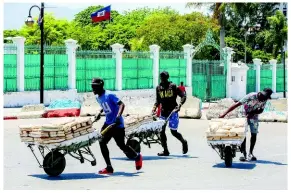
left=152, top=86, right=161, bottom=113
left=176, top=85, right=186, bottom=111
left=117, top=101, right=125, bottom=117
left=219, top=102, right=242, bottom=118
left=94, top=109, right=104, bottom=121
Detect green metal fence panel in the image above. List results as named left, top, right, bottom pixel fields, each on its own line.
left=260, top=64, right=272, bottom=90
left=192, top=60, right=225, bottom=101
left=159, top=51, right=186, bottom=86
left=211, top=75, right=226, bottom=99
left=276, top=64, right=288, bottom=92
left=76, top=50, right=116, bottom=92
left=192, top=75, right=207, bottom=100
left=24, top=45, right=68, bottom=91
left=122, top=52, right=153, bottom=90
left=3, top=45, right=17, bottom=92
left=247, top=64, right=256, bottom=94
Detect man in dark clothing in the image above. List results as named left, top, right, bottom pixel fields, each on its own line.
left=152, top=71, right=188, bottom=156
left=91, top=77, right=143, bottom=174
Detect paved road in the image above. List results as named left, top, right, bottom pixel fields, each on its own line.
left=4, top=118, right=287, bottom=190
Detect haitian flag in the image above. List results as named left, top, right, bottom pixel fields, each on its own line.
left=91, top=5, right=111, bottom=23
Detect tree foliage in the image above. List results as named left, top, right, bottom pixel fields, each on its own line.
left=3, top=3, right=287, bottom=63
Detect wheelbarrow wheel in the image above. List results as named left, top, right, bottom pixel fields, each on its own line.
left=126, top=138, right=141, bottom=160
left=43, top=151, right=66, bottom=177
left=224, top=146, right=233, bottom=168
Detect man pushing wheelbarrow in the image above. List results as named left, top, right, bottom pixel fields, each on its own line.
left=91, top=77, right=143, bottom=174
left=151, top=71, right=188, bottom=156
left=219, top=88, right=273, bottom=162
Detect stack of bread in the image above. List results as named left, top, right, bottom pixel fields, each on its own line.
left=19, top=118, right=95, bottom=145
left=206, top=118, right=247, bottom=141
left=124, top=115, right=154, bottom=131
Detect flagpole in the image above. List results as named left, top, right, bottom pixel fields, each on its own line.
left=109, top=6, right=111, bottom=50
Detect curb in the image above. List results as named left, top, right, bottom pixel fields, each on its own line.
left=3, top=108, right=81, bottom=120
left=3, top=116, right=18, bottom=120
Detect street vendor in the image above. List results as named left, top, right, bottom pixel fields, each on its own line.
left=91, top=77, right=143, bottom=174
left=151, top=71, right=188, bottom=156
left=219, top=88, right=273, bottom=161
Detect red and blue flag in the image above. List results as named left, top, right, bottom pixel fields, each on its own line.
left=91, top=5, right=111, bottom=23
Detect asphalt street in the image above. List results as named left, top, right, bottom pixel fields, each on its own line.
left=3, top=118, right=288, bottom=190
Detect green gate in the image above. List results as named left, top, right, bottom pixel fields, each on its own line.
left=122, top=52, right=153, bottom=90
left=246, top=64, right=256, bottom=93
left=276, top=63, right=288, bottom=92
left=260, top=64, right=272, bottom=91
left=159, top=51, right=186, bottom=85
left=24, top=45, right=68, bottom=91
left=3, top=45, right=17, bottom=92
left=192, top=60, right=226, bottom=101
left=191, top=29, right=226, bottom=101
left=76, top=50, right=116, bottom=92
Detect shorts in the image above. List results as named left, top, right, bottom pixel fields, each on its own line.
left=100, top=123, right=125, bottom=144
left=160, top=112, right=179, bottom=130
left=247, top=118, right=259, bottom=134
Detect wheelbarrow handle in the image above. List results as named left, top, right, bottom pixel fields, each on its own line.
left=100, top=123, right=116, bottom=136
left=151, top=109, right=177, bottom=124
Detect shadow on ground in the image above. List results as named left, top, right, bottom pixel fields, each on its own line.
left=29, top=173, right=109, bottom=180
left=112, top=154, right=198, bottom=161
left=255, top=160, right=287, bottom=166
left=29, top=171, right=143, bottom=180
left=213, top=162, right=256, bottom=170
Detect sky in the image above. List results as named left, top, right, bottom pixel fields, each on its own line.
left=4, top=2, right=211, bottom=30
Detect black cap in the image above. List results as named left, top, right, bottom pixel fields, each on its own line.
left=261, top=88, right=273, bottom=99
left=160, top=71, right=169, bottom=79
left=91, top=77, right=104, bottom=86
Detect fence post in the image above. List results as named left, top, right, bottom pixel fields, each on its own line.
left=111, top=43, right=124, bottom=91
left=65, top=39, right=78, bottom=89
left=149, top=44, right=160, bottom=88
left=12, top=37, right=26, bottom=92
left=223, top=47, right=234, bottom=98
left=269, top=59, right=277, bottom=94
left=253, top=58, right=262, bottom=92
left=183, top=44, right=194, bottom=88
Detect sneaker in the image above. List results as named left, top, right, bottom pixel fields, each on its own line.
left=182, top=140, right=188, bottom=154
left=135, top=153, right=143, bottom=170
left=157, top=151, right=170, bottom=156
left=248, top=154, right=257, bottom=161
left=239, top=156, right=247, bottom=162
left=98, top=166, right=114, bottom=174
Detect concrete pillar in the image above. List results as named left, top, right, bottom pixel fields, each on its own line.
left=183, top=44, right=194, bottom=87
left=149, top=44, right=160, bottom=88
left=223, top=47, right=234, bottom=98
left=12, top=36, right=26, bottom=92
left=111, top=43, right=124, bottom=91
left=253, top=58, right=262, bottom=92
left=269, top=59, right=277, bottom=93
left=230, top=63, right=249, bottom=100
left=65, top=39, right=78, bottom=89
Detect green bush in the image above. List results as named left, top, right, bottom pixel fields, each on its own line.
left=252, top=50, right=274, bottom=63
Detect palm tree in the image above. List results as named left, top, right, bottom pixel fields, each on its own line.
left=267, top=10, right=288, bottom=62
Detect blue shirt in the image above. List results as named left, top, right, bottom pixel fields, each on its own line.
left=96, top=91, right=124, bottom=128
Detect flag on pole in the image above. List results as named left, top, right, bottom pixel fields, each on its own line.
left=91, top=5, right=111, bottom=23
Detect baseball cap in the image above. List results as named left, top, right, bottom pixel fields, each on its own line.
left=261, top=88, right=273, bottom=99
left=91, top=77, right=104, bottom=86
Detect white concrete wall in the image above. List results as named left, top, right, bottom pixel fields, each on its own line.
left=230, top=63, right=249, bottom=101
left=4, top=89, right=78, bottom=107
